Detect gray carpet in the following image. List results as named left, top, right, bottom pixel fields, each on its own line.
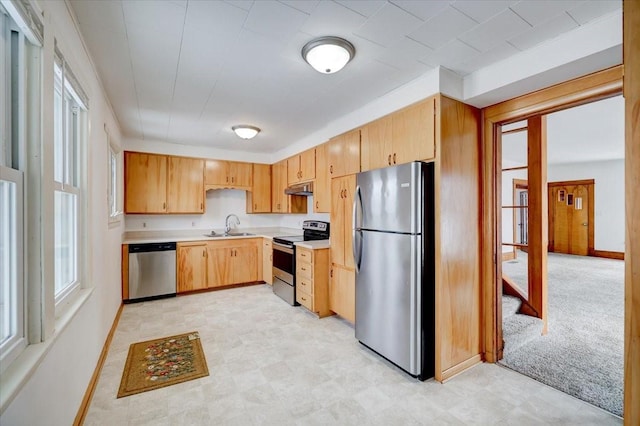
left=501, top=251, right=624, bottom=416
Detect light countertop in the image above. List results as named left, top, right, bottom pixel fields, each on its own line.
left=122, top=227, right=303, bottom=245
left=295, top=240, right=330, bottom=250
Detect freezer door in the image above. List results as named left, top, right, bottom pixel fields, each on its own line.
left=355, top=230, right=422, bottom=375
left=355, top=162, right=424, bottom=234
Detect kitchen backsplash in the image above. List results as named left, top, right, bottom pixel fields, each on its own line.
left=124, top=189, right=330, bottom=231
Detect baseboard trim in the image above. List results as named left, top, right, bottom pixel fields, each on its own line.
left=73, top=303, right=124, bottom=426
left=439, top=354, right=483, bottom=382
left=592, top=250, right=624, bottom=260
left=501, top=251, right=516, bottom=261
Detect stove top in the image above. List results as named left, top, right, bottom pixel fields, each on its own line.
left=273, top=235, right=305, bottom=244
left=273, top=220, right=330, bottom=246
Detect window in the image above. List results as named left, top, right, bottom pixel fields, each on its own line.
left=107, top=128, right=121, bottom=223
left=53, top=59, right=86, bottom=306
left=0, top=8, right=26, bottom=370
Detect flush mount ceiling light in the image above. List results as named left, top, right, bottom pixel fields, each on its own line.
left=232, top=125, right=260, bottom=140
left=301, top=36, right=355, bottom=74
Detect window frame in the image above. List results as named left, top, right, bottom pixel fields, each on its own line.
left=107, top=127, right=122, bottom=225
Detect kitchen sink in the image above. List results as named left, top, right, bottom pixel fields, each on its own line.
left=202, top=232, right=255, bottom=238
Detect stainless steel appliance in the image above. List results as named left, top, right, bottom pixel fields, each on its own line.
left=353, top=161, right=435, bottom=380
left=272, top=220, right=329, bottom=305
left=127, top=242, right=177, bottom=303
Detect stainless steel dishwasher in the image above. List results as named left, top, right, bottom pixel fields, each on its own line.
left=127, top=242, right=177, bottom=303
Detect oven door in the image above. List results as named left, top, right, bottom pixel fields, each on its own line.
left=272, top=242, right=295, bottom=283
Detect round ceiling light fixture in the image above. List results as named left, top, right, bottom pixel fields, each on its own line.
left=301, top=36, right=356, bottom=74
left=232, top=125, right=260, bottom=140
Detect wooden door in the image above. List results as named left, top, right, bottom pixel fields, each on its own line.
left=177, top=243, right=207, bottom=292
left=263, top=239, right=272, bottom=284
left=360, top=115, right=392, bottom=171
left=548, top=180, right=593, bottom=256
left=287, top=155, right=301, bottom=184
left=168, top=157, right=204, bottom=213
left=124, top=152, right=167, bottom=213
left=246, top=163, right=271, bottom=213
left=207, top=244, right=232, bottom=288
left=205, top=159, right=228, bottom=185
left=330, top=178, right=345, bottom=266
left=232, top=242, right=259, bottom=284
left=229, top=161, right=252, bottom=188
left=343, top=174, right=356, bottom=269
left=329, top=264, right=355, bottom=323
left=314, top=143, right=331, bottom=213
left=299, top=148, right=316, bottom=181
left=393, top=97, right=436, bottom=164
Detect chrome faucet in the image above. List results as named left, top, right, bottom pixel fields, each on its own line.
left=224, top=214, right=240, bottom=234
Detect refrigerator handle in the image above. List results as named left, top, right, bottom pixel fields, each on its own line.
left=352, top=186, right=363, bottom=273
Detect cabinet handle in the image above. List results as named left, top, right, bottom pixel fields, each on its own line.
left=200, top=203, right=203, bottom=210
left=232, top=177, right=235, bottom=183
left=163, top=202, right=166, bottom=210
left=393, top=153, right=396, bottom=164
left=330, top=269, right=333, bottom=278
left=301, top=267, right=306, bottom=271
left=203, top=250, right=206, bottom=257
left=388, top=154, right=391, bottom=165
left=301, top=296, right=306, bottom=301
left=254, top=204, right=257, bottom=210
left=330, top=165, right=333, bottom=174
left=226, top=176, right=229, bottom=183
left=315, top=201, right=319, bottom=209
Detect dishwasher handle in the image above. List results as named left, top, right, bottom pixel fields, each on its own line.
left=128, top=242, right=177, bottom=253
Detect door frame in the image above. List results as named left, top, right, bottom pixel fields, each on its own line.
left=480, top=65, right=622, bottom=363
left=547, top=179, right=595, bottom=255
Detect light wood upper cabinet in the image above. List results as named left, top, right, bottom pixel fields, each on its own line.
left=124, top=152, right=168, bottom=213
left=360, top=97, right=436, bottom=172
left=271, top=160, right=288, bottom=213
left=246, top=163, right=271, bottom=213
left=288, top=148, right=316, bottom=184
left=314, top=142, right=331, bottom=213
left=125, top=151, right=204, bottom=214
left=177, top=242, right=208, bottom=293
left=168, top=157, right=205, bottom=213
left=205, top=160, right=252, bottom=190
left=263, top=239, right=272, bottom=285
left=328, top=129, right=360, bottom=178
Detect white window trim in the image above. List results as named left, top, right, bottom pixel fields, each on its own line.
left=106, top=125, right=122, bottom=226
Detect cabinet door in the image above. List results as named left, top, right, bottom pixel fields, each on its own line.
left=287, top=155, right=301, bottom=185
left=207, top=244, right=232, bottom=288
left=343, top=174, right=356, bottom=269
left=300, top=148, right=316, bottom=181
left=329, top=264, right=355, bottom=323
left=246, top=164, right=271, bottom=213
left=177, top=243, right=207, bottom=292
left=205, top=159, right=229, bottom=185
left=232, top=242, right=259, bottom=284
left=314, top=143, right=331, bottom=213
left=329, top=129, right=360, bottom=178
left=271, top=160, right=287, bottom=212
left=263, top=239, right=272, bottom=284
left=229, top=161, right=252, bottom=187
left=392, top=98, right=436, bottom=164
left=361, top=116, right=393, bottom=172
left=168, top=157, right=204, bottom=213
left=124, top=152, right=167, bottom=213
left=330, top=178, right=345, bottom=266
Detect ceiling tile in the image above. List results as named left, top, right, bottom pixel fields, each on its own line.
left=224, top=0, right=254, bottom=11
left=408, top=6, right=477, bottom=50
left=354, top=2, right=424, bottom=47
left=510, top=0, right=583, bottom=26
left=567, top=0, right=621, bottom=25
left=243, top=0, right=309, bottom=41
left=422, top=39, right=480, bottom=68
left=334, top=0, right=386, bottom=18
left=450, top=0, right=517, bottom=23
left=509, top=12, right=578, bottom=50
left=390, top=0, right=449, bottom=21
left=279, top=0, right=319, bottom=14
left=458, top=9, right=531, bottom=52
left=375, top=36, right=435, bottom=70
left=300, top=1, right=366, bottom=37
left=451, top=41, right=520, bottom=75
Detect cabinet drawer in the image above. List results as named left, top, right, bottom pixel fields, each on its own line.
left=297, top=290, right=313, bottom=311
left=297, top=248, right=313, bottom=264
left=296, top=262, right=312, bottom=280
left=297, top=276, right=313, bottom=295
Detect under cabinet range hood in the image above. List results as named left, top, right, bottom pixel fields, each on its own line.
left=285, top=181, right=313, bottom=196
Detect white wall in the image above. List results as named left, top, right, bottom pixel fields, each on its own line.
left=0, top=1, right=123, bottom=424
left=548, top=159, right=624, bottom=252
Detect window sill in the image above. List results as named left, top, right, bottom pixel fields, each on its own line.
left=0, top=287, right=93, bottom=414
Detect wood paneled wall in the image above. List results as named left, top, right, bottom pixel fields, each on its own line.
left=623, top=1, right=640, bottom=423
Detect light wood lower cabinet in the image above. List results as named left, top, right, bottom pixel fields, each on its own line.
left=295, top=247, right=331, bottom=317
left=177, top=242, right=208, bottom=292
left=263, top=239, right=273, bottom=285
left=329, top=264, right=355, bottom=323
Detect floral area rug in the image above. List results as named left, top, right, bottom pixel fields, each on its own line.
left=117, top=331, right=208, bottom=398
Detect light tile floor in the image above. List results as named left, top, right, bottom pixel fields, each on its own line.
left=85, top=284, right=621, bottom=425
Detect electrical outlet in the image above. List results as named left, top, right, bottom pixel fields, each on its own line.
left=192, top=221, right=196, bottom=227
left=143, top=222, right=146, bottom=228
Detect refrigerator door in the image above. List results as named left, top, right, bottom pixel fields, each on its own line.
left=355, top=162, right=424, bottom=234
left=355, top=230, right=422, bottom=375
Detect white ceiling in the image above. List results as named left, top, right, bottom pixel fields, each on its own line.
left=501, top=95, right=625, bottom=166
left=69, top=0, right=621, bottom=153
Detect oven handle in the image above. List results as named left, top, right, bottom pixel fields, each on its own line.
left=273, top=241, right=294, bottom=255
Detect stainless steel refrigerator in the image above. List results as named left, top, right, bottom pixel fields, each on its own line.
left=353, top=161, right=435, bottom=380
